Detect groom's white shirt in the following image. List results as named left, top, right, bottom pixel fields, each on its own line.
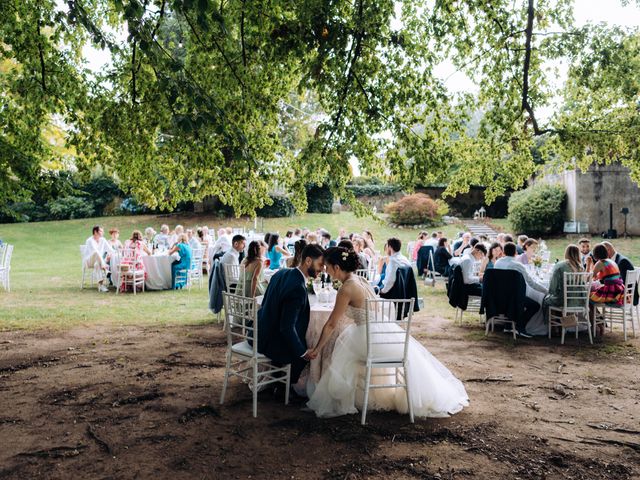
left=295, top=266, right=309, bottom=358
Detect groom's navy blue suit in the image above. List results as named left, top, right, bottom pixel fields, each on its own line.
left=256, top=268, right=310, bottom=382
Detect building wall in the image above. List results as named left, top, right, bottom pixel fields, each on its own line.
left=546, top=163, right=640, bottom=235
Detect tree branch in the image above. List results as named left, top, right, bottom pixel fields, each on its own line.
left=323, top=0, right=364, bottom=154
left=520, top=0, right=553, bottom=135
left=132, top=38, right=138, bottom=104
left=36, top=18, right=46, bottom=92
left=181, top=10, right=246, bottom=90
left=240, top=0, right=247, bottom=67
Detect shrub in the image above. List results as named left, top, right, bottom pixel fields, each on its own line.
left=306, top=184, right=334, bottom=214
left=81, top=174, right=122, bottom=216
left=48, top=196, right=96, bottom=220
left=384, top=193, right=448, bottom=225
left=0, top=202, right=49, bottom=223
left=347, top=183, right=402, bottom=197
left=508, top=183, right=566, bottom=235
left=257, top=194, right=295, bottom=218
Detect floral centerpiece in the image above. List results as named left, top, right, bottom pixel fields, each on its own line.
left=532, top=255, right=543, bottom=268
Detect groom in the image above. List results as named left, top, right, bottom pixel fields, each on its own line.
left=256, top=244, right=325, bottom=385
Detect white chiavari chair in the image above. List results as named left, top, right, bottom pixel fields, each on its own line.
left=219, top=292, right=291, bottom=418
left=359, top=297, right=415, bottom=425
left=548, top=272, right=593, bottom=344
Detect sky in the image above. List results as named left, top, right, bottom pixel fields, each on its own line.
left=82, top=0, right=640, bottom=129
left=437, top=0, right=640, bottom=96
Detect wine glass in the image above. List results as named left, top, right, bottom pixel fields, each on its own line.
left=312, top=279, right=323, bottom=297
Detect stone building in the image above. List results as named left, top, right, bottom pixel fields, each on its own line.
left=546, top=162, right=640, bottom=236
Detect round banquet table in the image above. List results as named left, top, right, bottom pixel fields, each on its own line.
left=256, top=293, right=336, bottom=393
left=110, top=253, right=176, bottom=291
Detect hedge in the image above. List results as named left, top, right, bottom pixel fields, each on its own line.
left=508, top=183, right=567, bottom=236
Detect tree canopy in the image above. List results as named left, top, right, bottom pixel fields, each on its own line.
left=2, top=0, right=640, bottom=216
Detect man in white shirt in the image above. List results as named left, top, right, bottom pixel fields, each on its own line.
left=424, top=232, right=439, bottom=249
left=155, top=224, right=171, bottom=249
left=186, top=229, right=201, bottom=251
left=494, top=243, right=547, bottom=295
left=220, top=235, right=246, bottom=287
left=453, top=232, right=472, bottom=257
left=494, top=242, right=547, bottom=337
left=380, top=238, right=412, bottom=295
left=83, top=225, right=113, bottom=292
left=211, top=228, right=231, bottom=255
left=459, top=244, right=487, bottom=296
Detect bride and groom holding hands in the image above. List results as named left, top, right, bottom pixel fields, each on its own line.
left=256, top=243, right=469, bottom=418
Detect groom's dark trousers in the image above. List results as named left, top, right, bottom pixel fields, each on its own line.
left=254, top=268, right=310, bottom=383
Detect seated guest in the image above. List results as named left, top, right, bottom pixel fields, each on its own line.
left=453, top=232, right=472, bottom=257
left=220, top=235, right=247, bottom=285
left=305, top=232, right=319, bottom=245
left=266, top=233, right=291, bottom=270
left=320, top=231, right=336, bottom=249
left=424, top=232, right=438, bottom=248
left=379, top=238, right=412, bottom=296
left=83, top=225, right=112, bottom=292
left=496, top=233, right=506, bottom=246
left=211, top=228, right=231, bottom=257
left=168, top=234, right=192, bottom=289
left=255, top=244, right=325, bottom=385
left=143, top=227, right=156, bottom=247
left=186, top=229, right=201, bottom=251
left=434, top=237, right=453, bottom=276
left=264, top=232, right=272, bottom=245
left=155, top=224, right=172, bottom=249
left=495, top=242, right=547, bottom=295
left=602, top=241, right=635, bottom=284
left=120, top=230, right=150, bottom=291
left=603, top=240, right=638, bottom=305
left=170, top=225, right=184, bottom=247
left=376, top=243, right=390, bottom=289
left=516, top=235, right=528, bottom=255
left=352, top=237, right=369, bottom=270
left=578, top=238, right=593, bottom=270
left=589, top=243, right=625, bottom=307
left=493, top=242, right=546, bottom=337
left=412, top=231, right=428, bottom=261
left=503, top=234, right=515, bottom=245
left=460, top=244, right=487, bottom=296
left=201, top=226, right=214, bottom=246
left=542, top=244, right=583, bottom=321
left=286, top=239, right=307, bottom=268
left=287, top=228, right=302, bottom=246
left=517, top=238, right=538, bottom=265
left=480, top=242, right=503, bottom=275
left=108, top=228, right=123, bottom=251
left=124, top=230, right=151, bottom=256
left=362, top=230, right=376, bottom=252
left=241, top=240, right=267, bottom=297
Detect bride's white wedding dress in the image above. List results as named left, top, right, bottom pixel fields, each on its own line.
left=307, top=276, right=469, bottom=418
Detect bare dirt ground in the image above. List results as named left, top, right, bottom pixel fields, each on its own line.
left=1, top=314, right=639, bottom=480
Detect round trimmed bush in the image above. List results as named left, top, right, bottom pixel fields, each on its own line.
left=384, top=193, right=448, bottom=226
left=508, top=183, right=566, bottom=235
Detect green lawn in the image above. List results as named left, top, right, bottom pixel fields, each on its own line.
left=3, top=212, right=637, bottom=332
left=0, top=212, right=463, bottom=331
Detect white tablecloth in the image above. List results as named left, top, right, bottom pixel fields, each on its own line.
left=110, top=254, right=176, bottom=291
left=143, top=255, right=174, bottom=290
left=256, top=293, right=335, bottom=391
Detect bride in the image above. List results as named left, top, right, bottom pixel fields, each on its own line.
left=306, top=247, right=469, bottom=418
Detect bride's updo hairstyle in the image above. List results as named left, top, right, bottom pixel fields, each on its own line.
left=324, top=247, right=359, bottom=272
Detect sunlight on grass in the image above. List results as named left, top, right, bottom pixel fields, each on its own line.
left=0, top=212, right=464, bottom=331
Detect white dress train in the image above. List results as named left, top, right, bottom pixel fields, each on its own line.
left=307, top=276, right=469, bottom=418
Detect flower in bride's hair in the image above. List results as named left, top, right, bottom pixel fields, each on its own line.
left=341, top=251, right=348, bottom=260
